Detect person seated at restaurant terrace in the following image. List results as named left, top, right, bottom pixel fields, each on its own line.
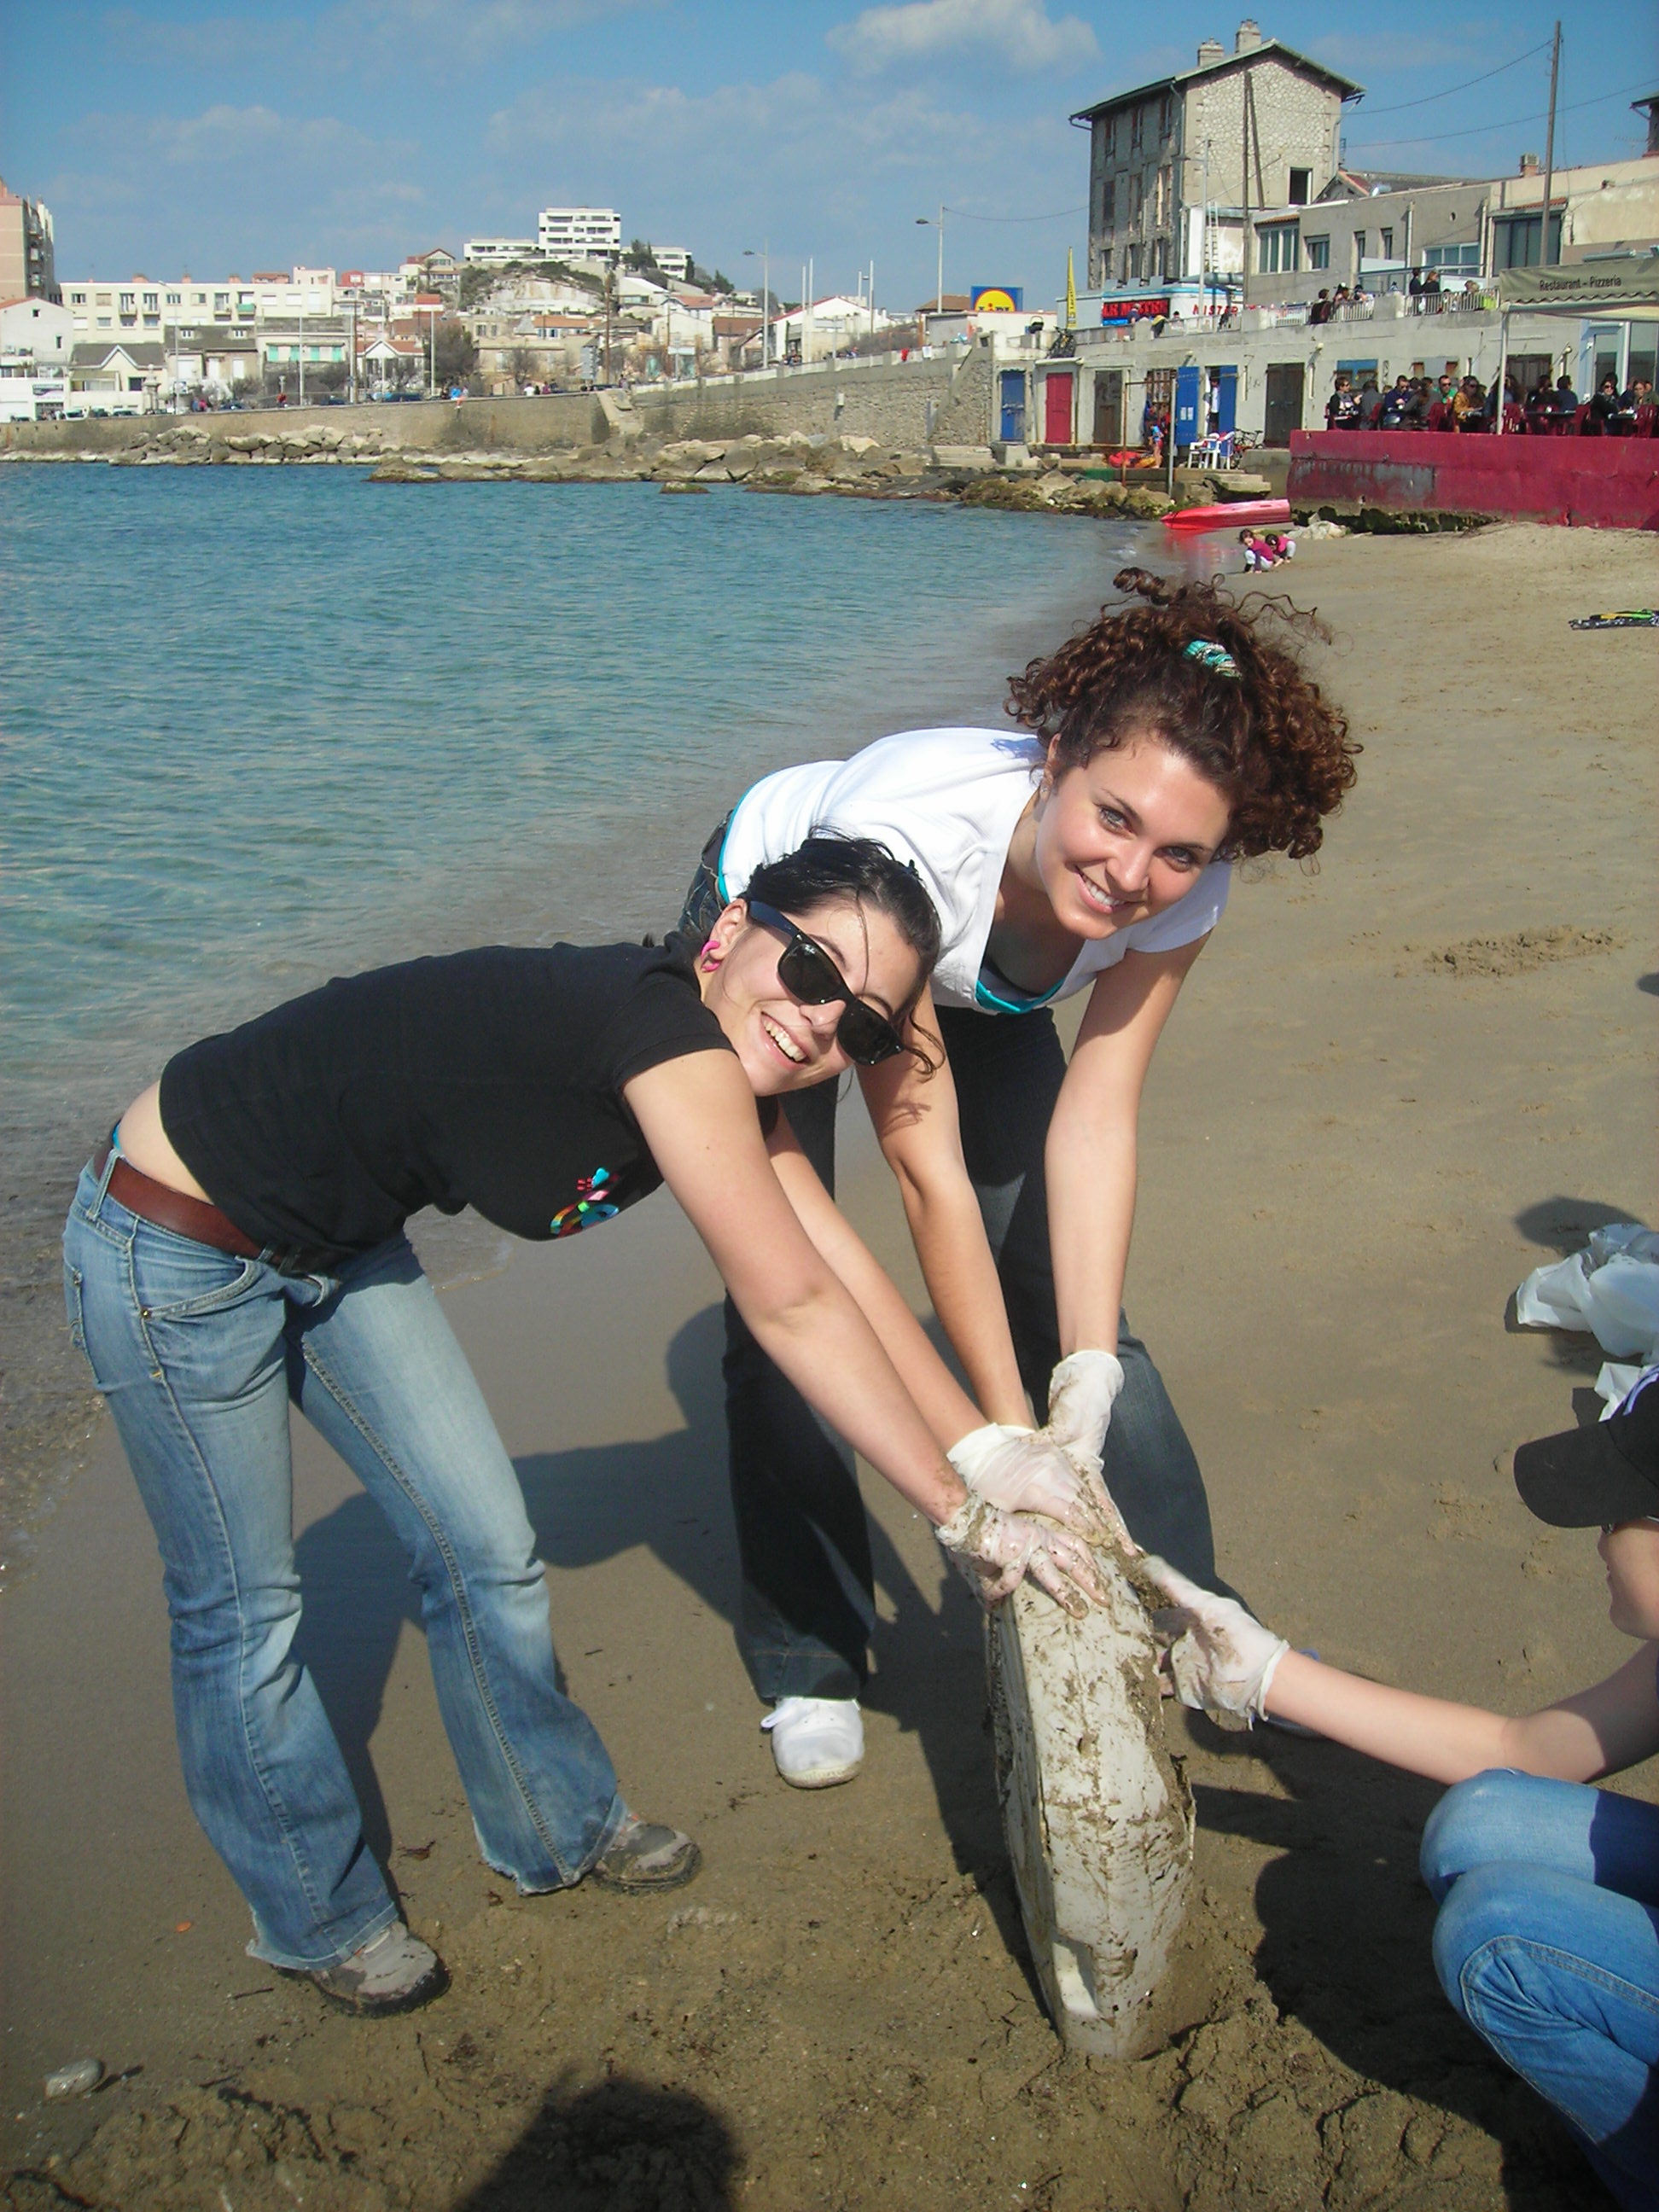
left=1550, top=374, right=1580, bottom=418
left=1589, top=373, right=1623, bottom=429
left=1355, top=374, right=1382, bottom=428
left=1378, top=374, right=1420, bottom=429
left=1452, top=375, right=1487, bottom=429
left=1324, top=371, right=1360, bottom=428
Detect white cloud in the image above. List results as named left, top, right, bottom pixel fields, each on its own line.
left=827, top=0, right=1097, bottom=75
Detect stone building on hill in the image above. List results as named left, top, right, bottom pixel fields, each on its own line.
left=1071, top=22, right=1363, bottom=297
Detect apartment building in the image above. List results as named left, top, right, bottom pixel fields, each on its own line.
left=1072, top=22, right=1362, bottom=294
left=463, top=239, right=540, bottom=265
left=538, top=207, right=621, bottom=260
left=0, top=178, right=58, bottom=301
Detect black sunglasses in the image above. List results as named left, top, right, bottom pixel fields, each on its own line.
left=744, top=899, right=907, bottom=1067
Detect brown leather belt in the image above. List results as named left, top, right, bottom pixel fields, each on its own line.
left=91, top=1138, right=264, bottom=1260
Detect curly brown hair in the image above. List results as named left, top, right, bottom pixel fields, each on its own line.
left=1004, top=567, right=1359, bottom=860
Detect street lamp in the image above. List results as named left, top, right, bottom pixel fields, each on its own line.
left=916, top=207, right=945, bottom=314
left=743, top=242, right=769, bottom=368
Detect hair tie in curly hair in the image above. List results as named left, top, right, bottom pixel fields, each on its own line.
left=1184, top=639, right=1240, bottom=679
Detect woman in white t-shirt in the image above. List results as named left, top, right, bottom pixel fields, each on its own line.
left=681, top=567, right=1359, bottom=1790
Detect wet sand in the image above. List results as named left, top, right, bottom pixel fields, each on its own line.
left=3, top=521, right=1656, bottom=2212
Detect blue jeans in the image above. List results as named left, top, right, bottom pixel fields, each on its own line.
left=683, top=848, right=1227, bottom=1701
left=1423, top=1771, right=1659, bottom=2211
left=64, top=1155, right=624, bottom=1970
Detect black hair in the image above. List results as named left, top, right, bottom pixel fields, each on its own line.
left=744, top=833, right=943, bottom=1074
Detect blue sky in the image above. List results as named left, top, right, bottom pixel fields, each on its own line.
left=9, top=1, right=1656, bottom=300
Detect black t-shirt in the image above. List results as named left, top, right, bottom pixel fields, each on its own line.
left=160, top=935, right=754, bottom=1262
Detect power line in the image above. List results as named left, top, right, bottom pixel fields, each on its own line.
left=1347, top=76, right=1654, bottom=154
left=1353, top=40, right=1552, bottom=118
left=942, top=203, right=1086, bottom=223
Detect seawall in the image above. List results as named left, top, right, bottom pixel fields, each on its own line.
left=1289, top=428, right=1659, bottom=530
left=0, top=349, right=995, bottom=461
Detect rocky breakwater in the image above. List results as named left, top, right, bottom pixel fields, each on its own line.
left=3, top=419, right=402, bottom=467
left=370, top=431, right=1201, bottom=518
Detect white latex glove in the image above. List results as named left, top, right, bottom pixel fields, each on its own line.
left=1046, top=1350, right=1126, bottom=1464
left=946, top=1423, right=1124, bottom=1546
left=1142, top=1556, right=1289, bottom=1726
left=934, top=1492, right=1108, bottom=1619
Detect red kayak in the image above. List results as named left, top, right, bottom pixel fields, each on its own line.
left=1164, top=498, right=1290, bottom=531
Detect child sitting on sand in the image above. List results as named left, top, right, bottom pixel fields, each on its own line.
left=1149, top=1371, right=1659, bottom=2212
left=1238, top=529, right=1295, bottom=572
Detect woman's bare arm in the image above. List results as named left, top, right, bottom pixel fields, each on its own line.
left=762, top=1103, right=984, bottom=1453
left=1266, top=1643, right=1659, bottom=1786
left=858, top=986, right=1029, bottom=1427
left=623, top=1052, right=964, bottom=1526
left=1045, top=939, right=1208, bottom=1359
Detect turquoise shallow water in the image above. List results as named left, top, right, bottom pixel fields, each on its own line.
left=0, top=463, right=1162, bottom=1548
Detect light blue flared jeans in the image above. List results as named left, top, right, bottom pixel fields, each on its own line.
left=64, top=1153, right=624, bottom=1970
left=1423, top=1769, right=1659, bottom=2210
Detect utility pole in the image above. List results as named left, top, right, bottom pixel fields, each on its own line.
left=299, top=304, right=305, bottom=406
left=1540, top=20, right=1561, bottom=267
left=935, top=206, right=943, bottom=311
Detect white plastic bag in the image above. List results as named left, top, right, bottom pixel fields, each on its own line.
left=1515, top=1225, right=1659, bottom=1413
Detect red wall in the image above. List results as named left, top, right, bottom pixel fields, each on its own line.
left=1288, top=429, right=1659, bottom=530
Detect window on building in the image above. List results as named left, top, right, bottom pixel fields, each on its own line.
left=1378, top=228, right=1394, bottom=260
left=119, top=292, right=135, bottom=311
left=1257, top=222, right=1300, bottom=274
left=166, top=291, right=181, bottom=306
left=1131, top=105, right=1143, bottom=151
left=96, top=315, right=111, bottom=328
left=1493, top=212, right=1562, bottom=268
left=143, top=292, right=158, bottom=310
left=1289, top=167, right=1311, bottom=206
left=1353, top=230, right=1367, bottom=268
left=1103, top=180, right=1116, bottom=226
left=1306, top=236, right=1330, bottom=270
left=1425, top=242, right=1481, bottom=273
left=1159, top=93, right=1173, bottom=137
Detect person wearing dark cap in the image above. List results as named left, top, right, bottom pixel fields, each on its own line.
left=1145, top=1370, right=1659, bottom=2212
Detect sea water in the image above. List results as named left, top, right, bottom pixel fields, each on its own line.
left=0, top=463, right=1166, bottom=1557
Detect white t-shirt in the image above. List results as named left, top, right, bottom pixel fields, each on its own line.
left=717, top=727, right=1231, bottom=1014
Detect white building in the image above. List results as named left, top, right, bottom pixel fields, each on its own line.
left=0, top=294, right=73, bottom=366
left=652, top=247, right=692, bottom=282
left=769, top=294, right=894, bottom=364
left=463, top=238, right=540, bottom=265
left=538, top=207, right=621, bottom=260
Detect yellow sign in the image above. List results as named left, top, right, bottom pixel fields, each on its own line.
left=970, top=285, right=1022, bottom=312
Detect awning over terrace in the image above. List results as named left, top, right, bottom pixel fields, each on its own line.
left=1495, top=253, right=1659, bottom=316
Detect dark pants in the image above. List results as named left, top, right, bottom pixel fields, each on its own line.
left=681, top=849, right=1227, bottom=1702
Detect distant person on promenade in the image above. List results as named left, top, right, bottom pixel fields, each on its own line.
left=1379, top=374, right=1420, bottom=429
left=1356, top=374, right=1383, bottom=428
left=1150, top=1366, right=1659, bottom=2212
left=678, top=570, right=1359, bottom=1791
left=65, top=840, right=1110, bottom=2016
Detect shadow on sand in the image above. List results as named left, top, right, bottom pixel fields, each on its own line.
left=451, top=2074, right=739, bottom=2211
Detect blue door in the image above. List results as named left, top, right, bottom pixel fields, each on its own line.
left=1173, top=363, right=1202, bottom=450
left=999, top=369, right=1027, bottom=442
left=1215, top=366, right=1237, bottom=434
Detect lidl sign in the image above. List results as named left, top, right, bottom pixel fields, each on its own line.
left=971, top=285, right=1024, bottom=312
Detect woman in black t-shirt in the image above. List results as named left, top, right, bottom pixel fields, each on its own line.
left=64, top=838, right=1113, bottom=2017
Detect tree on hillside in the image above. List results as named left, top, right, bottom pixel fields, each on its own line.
left=457, top=265, right=494, bottom=311
left=433, top=319, right=478, bottom=386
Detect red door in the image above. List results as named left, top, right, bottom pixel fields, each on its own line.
left=1043, top=371, right=1074, bottom=446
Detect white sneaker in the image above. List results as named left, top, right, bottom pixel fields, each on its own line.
left=761, top=1697, right=864, bottom=1789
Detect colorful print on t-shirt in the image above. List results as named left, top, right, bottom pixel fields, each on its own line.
left=550, top=1167, right=620, bottom=1237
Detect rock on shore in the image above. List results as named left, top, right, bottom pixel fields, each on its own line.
left=3, top=419, right=1206, bottom=517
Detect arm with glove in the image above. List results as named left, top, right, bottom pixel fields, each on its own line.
left=1141, top=1558, right=1659, bottom=1784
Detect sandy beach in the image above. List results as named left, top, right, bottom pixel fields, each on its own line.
left=3, top=520, right=1655, bottom=2212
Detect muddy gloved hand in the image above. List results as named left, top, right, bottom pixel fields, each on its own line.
left=946, top=1423, right=1123, bottom=1546
left=934, top=1491, right=1108, bottom=1618
left=1040, top=1351, right=1138, bottom=1554
left=1142, top=1557, right=1289, bottom=1726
